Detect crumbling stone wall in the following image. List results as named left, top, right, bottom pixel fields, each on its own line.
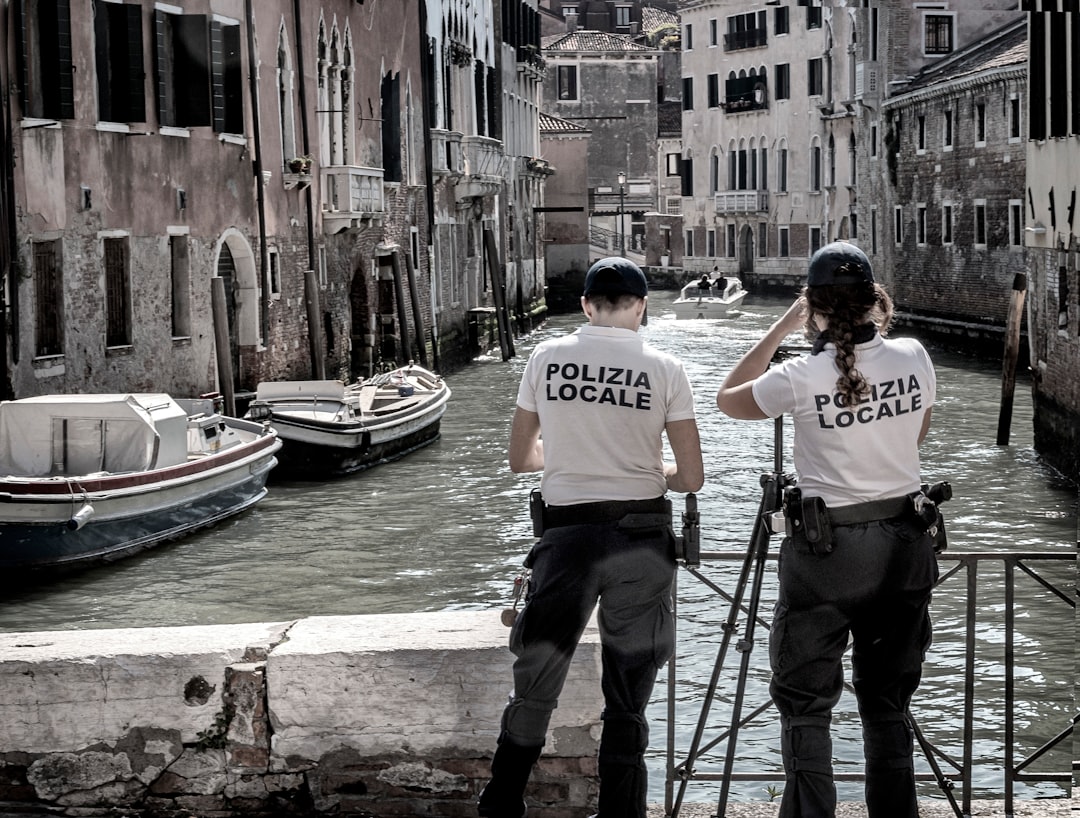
left=0, top=612, right=603, bottom=817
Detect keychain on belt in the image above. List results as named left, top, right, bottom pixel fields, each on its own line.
left=501, top=570, right=530, bottom=627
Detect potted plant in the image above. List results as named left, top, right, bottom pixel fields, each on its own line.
left=287, top=155, right=312, bottom=174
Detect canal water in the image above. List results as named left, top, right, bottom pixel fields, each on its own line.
left=0, top=291, right=1074, bottom=806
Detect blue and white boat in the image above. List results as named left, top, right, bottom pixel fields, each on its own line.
left=0, top=393, right=280, bottom=573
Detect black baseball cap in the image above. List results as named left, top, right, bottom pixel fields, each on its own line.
left=807, top=241, right=874, bottom=286
left=583, top=257, right=649, bottom=298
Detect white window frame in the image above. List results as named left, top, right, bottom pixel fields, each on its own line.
left=975, top=102, right=987, bottom=147
left=1009, top=94, right=1022, bottom=144
left=1009, top=199, right=1023, bottom=248
left=942, top=201, right=954, bottom=246
left=919, top=7, right=955, bottom=57
left=973, top=198, right=987, bottom=248
left=916, top=203, right=927, bottom=246
left=779, top=225, right=790, bottom=257
left=943, top=109, right=954, bottom=151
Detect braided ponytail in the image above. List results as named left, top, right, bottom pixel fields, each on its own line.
left=802, top=282, right=894, bottom=407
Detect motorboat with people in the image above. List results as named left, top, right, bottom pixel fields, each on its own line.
left=245, top=363, right=451, bottom=479
left=671, top=272, right=747, bottom=319
left=0, top=393, right=281, bottom=573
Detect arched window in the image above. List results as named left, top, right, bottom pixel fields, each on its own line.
left=777, top=137, right=788, bottom=193
left=738, top=137, right=748, bottom=190
left=759, top=134, right=769, bottom=190
left=810, top=136, right=822, bottom=192
left=277, top=23, right=297, bottom=167
left=727, top=138, right=738, bottom=190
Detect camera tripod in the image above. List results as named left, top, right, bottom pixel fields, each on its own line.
left=667, top=389, right=962, bottom=817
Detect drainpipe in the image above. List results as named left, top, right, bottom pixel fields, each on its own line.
left=0, top=17, right=16, bottom=395
left=244, top=0, right=270, bottom=377
left=291, top=0, right=315, bottom=268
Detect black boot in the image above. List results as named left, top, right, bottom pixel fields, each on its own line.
left=477, top=739, right=543, bottom=818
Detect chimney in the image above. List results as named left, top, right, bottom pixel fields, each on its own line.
left=566, top=12, right=578, bottom=33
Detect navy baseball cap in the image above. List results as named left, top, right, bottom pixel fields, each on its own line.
left=583, top=257, right=649, bottom=298
left=807, top=241, right=874, bottom=286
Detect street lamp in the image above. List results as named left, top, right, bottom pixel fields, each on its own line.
left=617, top=171, right=626, bottom=256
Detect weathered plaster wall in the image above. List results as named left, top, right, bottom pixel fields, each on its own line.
left=0, top=611, right=603, bottom=817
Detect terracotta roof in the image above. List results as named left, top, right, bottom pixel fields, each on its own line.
left=901, top=19, right=1026, bottom=95
left=539, top=111, right=591, bottom=133
left=642, top=4, right=679, bottom=33
left=541, top=30, right=652, bottom=52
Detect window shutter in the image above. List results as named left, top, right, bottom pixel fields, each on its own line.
left=124, top=4, right=146, bottom=122
left=210, top=20, right=226, bottom=132
left=55, top=0, right=75, bottom=119
left=176, top=15, right=210, bottom=127
left=154, top=11, right=173, bottom=126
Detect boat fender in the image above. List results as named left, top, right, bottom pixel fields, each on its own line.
left=67, top=502, right=95, bottom=531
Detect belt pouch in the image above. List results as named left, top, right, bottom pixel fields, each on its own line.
left=801, top=496, right=833, bottom=554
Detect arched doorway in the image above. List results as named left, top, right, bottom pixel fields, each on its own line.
left=738, top=224, right=755, bottom=276
left=213, top=230, right=260, bottom=391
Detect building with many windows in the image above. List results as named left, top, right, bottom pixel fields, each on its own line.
left=1025, top=9, right=1080, bottom=481
left=865, top=18, right=1027, bottom=342
left=678, top=0, right=858, bottom=283
left=541, top=29, right=662, bottom=261
left=0, top=0, right=545, bottom=401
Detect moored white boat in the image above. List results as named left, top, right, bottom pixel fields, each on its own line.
left=671, top=275, right=747, bottom=319
left=246, top=364, right=451, bottom=479
left=0, top=393, right=280, bottom=573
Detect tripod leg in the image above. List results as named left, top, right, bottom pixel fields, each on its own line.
left=715, top=472, right=786, bottom=816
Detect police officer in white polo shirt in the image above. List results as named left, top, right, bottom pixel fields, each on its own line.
left=478, top=257, right=704, bottom=818
left=716, top=242, right=940, bottom=818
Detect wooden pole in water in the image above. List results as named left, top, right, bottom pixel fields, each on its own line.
left=484, top=227, right=516, bottom=361
left=304, top=270, right=326, bottom=380
left=996, top=272, right=1027, bottom=446
left=389, top=251, right=413, bottom=365
left=403, top=250, right=430, bottom=367
left=210, top=277, right=236, bottom=417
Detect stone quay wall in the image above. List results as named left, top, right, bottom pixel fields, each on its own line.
left=0, top=612, right=604, bottom=817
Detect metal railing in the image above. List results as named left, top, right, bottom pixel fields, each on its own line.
left=588, top=224, right=644, bottom=256
left=714, top=190, right=769, bottom=214
left=663, top=476, right=1075, bottom=816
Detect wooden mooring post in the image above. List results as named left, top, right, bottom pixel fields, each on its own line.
left=484, top=227, right=515, bottom=361
left=996, top=272, right=1027, bottom=446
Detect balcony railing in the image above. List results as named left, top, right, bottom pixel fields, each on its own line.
left=715, top=190, right=768, bottom=213
left=723, top=28, right=767, bottom=51
left=461, top=134, right=504, bottom=180
left=430, top=129, right=463, bottom=176
left=320, top=165, right=384, bottom=233
left=455, top=135, right=505, bottom=201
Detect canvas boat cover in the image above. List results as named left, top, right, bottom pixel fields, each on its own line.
left=0, top=394, right=189, bottom=477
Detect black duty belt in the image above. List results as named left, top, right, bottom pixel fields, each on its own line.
left=827, top=496, right=911, bottom=526
left=543, top=497, right=668, bottom=529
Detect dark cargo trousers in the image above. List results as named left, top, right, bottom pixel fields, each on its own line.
left=769, top=517, right=938, bottom=818
left=479, top=521, right=676, bottom=818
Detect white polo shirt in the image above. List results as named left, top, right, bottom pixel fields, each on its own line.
left=516, top=325, right=697, bottom=506
left=752, top=333, right=936, bottom=507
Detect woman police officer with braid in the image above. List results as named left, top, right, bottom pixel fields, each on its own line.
left=716, top=241, right=939, bottom=818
